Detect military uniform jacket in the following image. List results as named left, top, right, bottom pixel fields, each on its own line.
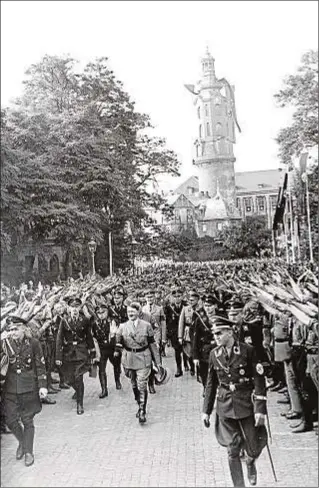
left=116, top=319, right=155, bottom=370
left=142, top=304, right=167, bottom=342
left=203, top=342, right=267, bottom=419
left=178, top=304, right=201, bottom=342
left=91, top=317, right=112, bottom=349
left=164, top=303, right=185, bottom=341
left=108, top=304, right=128, bottom=326
left=192, top=312, right=216, bottom=363
left=55, top=313, right=95, bottom=363
left=3, top=337, right=47, bottom=394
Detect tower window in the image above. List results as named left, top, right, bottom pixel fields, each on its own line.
left=197, top=106, right=200, bottom=119
left=199, top=124, right=202, bottom=139
left=206, top=123, right=211, bottom=136
left=205, top=104, right=209, bottom=116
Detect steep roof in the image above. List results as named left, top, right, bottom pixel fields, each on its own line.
left=174, top=175, right=199, bottom=194
left=235, top=169, right=283, bottom=192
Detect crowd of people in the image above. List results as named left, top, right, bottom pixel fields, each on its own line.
left=0, top=257, right=318, bottom=486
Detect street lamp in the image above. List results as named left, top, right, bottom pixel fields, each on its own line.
left=88, top=238, right=97, bottom=276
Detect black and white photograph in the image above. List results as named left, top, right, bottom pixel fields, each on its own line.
left=1, top=1, right=318, bottom=487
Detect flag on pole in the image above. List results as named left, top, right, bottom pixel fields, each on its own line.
left=273, top=171, right=288, bottom=231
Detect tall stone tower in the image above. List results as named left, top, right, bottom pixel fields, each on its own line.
left=185, top=48, right=240, bottom=215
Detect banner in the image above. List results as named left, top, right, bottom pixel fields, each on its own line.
left=273, top=171, right=288, bottom=231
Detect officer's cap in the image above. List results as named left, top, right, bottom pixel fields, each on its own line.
left=204, top=294, right=217, bottom=305
left=5, top=314, right=28, bottom=327
left=65, top=296, right=82, bottom=307
left=211, top=315, right=235, bottom=332
left=145, top=289, right=156, bottom=296
left=189, top=289, right=199, bottom=299
left=171, top=287, right=183, bottom=296
left=113, top=286, right=125, bottom=297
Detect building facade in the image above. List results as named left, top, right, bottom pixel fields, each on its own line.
left=162, top=50, right=283, bottom=238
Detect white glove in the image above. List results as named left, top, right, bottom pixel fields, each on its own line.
left=39, top=387, right=48, bottom=399
left=193, top=359, right=199, bottom=367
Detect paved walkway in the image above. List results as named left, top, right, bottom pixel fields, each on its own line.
left=1, top=347, right=318, bottom=487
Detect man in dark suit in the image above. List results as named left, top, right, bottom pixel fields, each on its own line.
left=202, top=316, right=268, bottom=487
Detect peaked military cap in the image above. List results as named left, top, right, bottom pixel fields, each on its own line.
left=211, top=315, right=236, bottom=331
left=65, top=296, right=82, bottom=306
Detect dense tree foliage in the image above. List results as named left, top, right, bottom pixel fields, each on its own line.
left=217, top=216, right=273, bottom=259
left=274, top=50, right=318, bottom=164
left=1, top=55, right=180, bottom=277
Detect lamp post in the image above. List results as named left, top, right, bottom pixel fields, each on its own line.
left=88, top=238, right=97, bottom=276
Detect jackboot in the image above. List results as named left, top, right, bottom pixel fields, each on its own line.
left=183, top=353, right=189, bottom=371
left=98, top=372, right=108, bottom=398
left=175, top=366, right=183, bottom=378
left=11, top=423, right=25, bottom=460
left=133, top=387, right=140, bottom=417
left=148, top=375, right=156, bottom=394
left=246, top=457, right=257, bottom=486
left=138, top=389, right=147, bottom=424
left=114, top=373, right=122, bottom=390
left=76, top=381, right=85, bottom=415
left=228, top=456, right=245, bottom=487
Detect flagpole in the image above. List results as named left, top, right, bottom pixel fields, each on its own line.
left=305, top=173, right=314, bottom=263
left=288, top=190, right=296, bottom=263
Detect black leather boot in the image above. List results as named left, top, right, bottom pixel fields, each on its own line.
left=148, top=375, right=156, bottom=394
left=175, top=366, right=183, bottom=378
left=76, top=381, right=84, bottom=415
left=228, top=456, right=245, bottom=487
left=138, top=390, right=147, bottom=424
left=99, top=373, right=108, bottom=398
left=246, top=457, right=257, bottom=485
left=115, top=374, right=122, bottom=390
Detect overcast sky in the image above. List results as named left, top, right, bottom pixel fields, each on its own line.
left=1, top=0, right=318, bottom=189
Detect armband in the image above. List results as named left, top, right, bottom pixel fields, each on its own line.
left=254, top=395, right=267, bottom=401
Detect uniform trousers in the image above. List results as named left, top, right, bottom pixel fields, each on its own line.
left=4, top=391, right=42, bottom=454
left=98, top=345, right=121, bottom=380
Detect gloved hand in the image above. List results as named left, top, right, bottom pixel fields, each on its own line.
left=39, top=387, right=48, bottom=399
left=254, top=413, right=266, bottom=427
left=193, top=359, right=199, bottom=367
left=178, top=338, right=183, bottom=345
left=202, top=413, right=210, bottom=428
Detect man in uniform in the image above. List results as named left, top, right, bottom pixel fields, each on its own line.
left=55, top=297, right=96, bottom=415
left=142, top=289, right=166, bottom=394
left=114, top=301, right=161, bottom=424
left=193, top=294, right=217, bottom=395
left=202, top=316, right=268, bottom=487
left=107, top=286, right=128, bottom=390
left=1, top=315, right=48, bottom=467
left=164, top=287, right=187, bottom=377
left=91, top=303, right=118, bottom=398
left=178, top=290, right=202, bottom=376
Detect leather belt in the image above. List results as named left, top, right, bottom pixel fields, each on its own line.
left=219, top=381, right=253, bottom=391
left=124, top=345, right=149, bottom=353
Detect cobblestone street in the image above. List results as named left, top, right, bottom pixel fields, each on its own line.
left=1, top=348, right=318, bottom=488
